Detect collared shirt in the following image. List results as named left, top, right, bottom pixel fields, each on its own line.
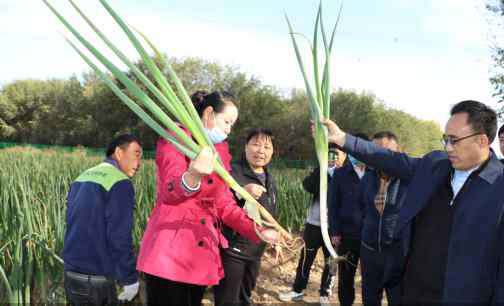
left=353, top=165, right=365, bottom=179
left=327, top=165, right=337, bottom=177
left=450, top=166, right=478, bottom=205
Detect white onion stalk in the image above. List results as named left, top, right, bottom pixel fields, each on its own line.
left=286, top=2, right=343, bottom=258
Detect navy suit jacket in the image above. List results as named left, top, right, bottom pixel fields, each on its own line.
left=343, top=134, right=504, bottom=303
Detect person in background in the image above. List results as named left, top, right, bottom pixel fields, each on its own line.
left=63, top=134, right=142, bottom=306
left=328, top=133, right=370, bottom=306
left=136, top=91, right=277, bottom=306
left=214, top=128, right=277, bottom=306
left=359, top=131, right=409, bottom=306
left=278, top=144, right=345, bottom=305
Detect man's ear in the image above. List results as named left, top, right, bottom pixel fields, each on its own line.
left=479, top=134, right=489, bottom=147
left=114, top=146, right=123, bottom=161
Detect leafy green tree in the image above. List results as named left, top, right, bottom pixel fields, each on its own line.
left=0, top=56, right=443, bottom=161
left=0, top=93, right=17, bottom=138
left=487, top=0, right=504, bottom=107
left=0, top=79, right=64, bottom=142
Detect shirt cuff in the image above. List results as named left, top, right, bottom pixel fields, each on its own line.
left=181, top=171, right=201, bottom=193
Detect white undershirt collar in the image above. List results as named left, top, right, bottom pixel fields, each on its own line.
left=450, top=165, right=479, bottom=205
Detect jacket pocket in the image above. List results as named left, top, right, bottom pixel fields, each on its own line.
left=184, top=208, right=220, bottom=251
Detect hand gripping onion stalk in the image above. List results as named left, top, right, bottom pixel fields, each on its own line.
left=42, top=0, right=291, bottom=241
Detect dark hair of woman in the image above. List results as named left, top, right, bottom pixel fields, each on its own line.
left=245, top=128, right=274, bottom=144
left=190, top=90, right=236, bottom=117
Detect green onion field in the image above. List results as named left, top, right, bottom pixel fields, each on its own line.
left=0, top=147, right=311, bottom=304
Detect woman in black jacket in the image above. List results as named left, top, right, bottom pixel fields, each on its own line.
left=214, top=128, right=277, bottom=306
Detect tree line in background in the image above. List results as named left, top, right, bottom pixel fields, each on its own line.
left=0, top=56, right=443, bottom=160
left=488, top=0, right=504, bottom=109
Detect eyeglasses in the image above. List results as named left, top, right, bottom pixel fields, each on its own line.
left=441, top=132, right=481, bottom=147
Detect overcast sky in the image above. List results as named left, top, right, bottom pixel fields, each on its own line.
left=1, top=0, right=502, bottom=148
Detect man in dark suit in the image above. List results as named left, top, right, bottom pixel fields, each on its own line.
left=321, top=100, right=504, bottom=304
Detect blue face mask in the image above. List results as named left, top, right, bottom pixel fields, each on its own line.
left=205, top=113, right=228, bottom=144
left=348, top=155, right=362, bottom=167
left=205, top=126, right=227, bottom=144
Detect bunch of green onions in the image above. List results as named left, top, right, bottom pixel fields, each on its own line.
left=42, top=0, right=291, bottom=240
left=286, top=2, right=342, bottom=258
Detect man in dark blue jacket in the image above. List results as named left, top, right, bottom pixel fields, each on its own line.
left=359, top=131, right=409, bottom=306
left=63, top=134, right=142, bottom=306
left=328, top=133, right=369, bottom=306
left=322, top=100, right=504, bottom=304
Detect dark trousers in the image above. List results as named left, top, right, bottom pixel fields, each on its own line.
left=337, top=237, right=361, bottom=306
left=64, top=270, right=117, bottom=306
left=360, top=243, right=403, bottom=306
left=213, top=250, right=261, bottom=306
left=292, top=223, right=336, bottom=296
left=145, top=273, right=206, bottom=306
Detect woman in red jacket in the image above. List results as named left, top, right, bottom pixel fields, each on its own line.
left=136, top=91, right=275, bottom=306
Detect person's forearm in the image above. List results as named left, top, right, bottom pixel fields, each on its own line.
left=342, top=134, right=418, bottom=180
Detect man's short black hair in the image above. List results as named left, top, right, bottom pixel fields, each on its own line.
left=354, top=132, right=370, bottom=141
left=450, top=100, right=497, bottom=143
left=106, top=134, right=141, bottom=157
left=498, top=125, right=504, bottom=137
left=373, top=131, right=398, bottom=142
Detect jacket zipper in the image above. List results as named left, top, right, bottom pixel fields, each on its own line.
left=377, top=189, right=388, bottom=253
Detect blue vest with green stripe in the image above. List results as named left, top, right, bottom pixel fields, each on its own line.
left=75, top=162, right=129, bottom=191
left=63, top=159, right=138, bottom=285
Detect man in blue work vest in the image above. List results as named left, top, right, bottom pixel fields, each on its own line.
left=63, top=134, right=142, bottom=305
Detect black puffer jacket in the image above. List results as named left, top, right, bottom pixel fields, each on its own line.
left=222, top=158, right=278, bottom=260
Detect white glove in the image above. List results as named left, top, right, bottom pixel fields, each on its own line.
left=118, top=281, right=139, bottom=302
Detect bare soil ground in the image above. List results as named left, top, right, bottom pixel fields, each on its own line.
left=201, top=245, right=365, bottom=305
